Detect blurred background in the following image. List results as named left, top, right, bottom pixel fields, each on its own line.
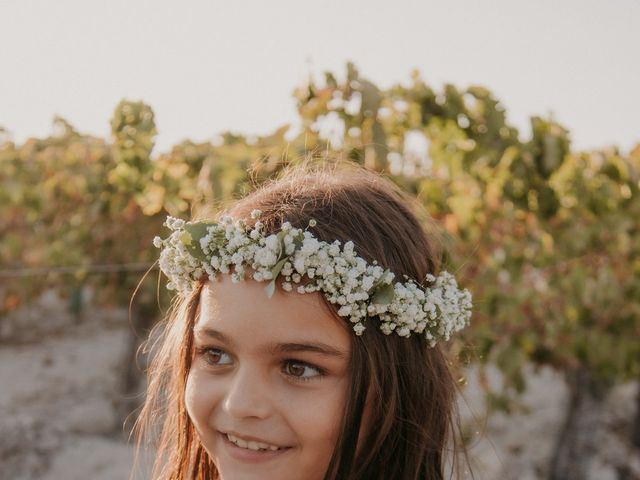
left=1, top=1, right=639, bottom=479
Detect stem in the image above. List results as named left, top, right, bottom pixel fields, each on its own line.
left=632, top=383, right=640, bottom=450
left=548, top=367, right=609, bottom=480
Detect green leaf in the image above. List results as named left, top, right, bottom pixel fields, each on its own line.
left=370, top=270, right=393, bottom=291
left=292, top=232, right=304, bottom=249
left=184, top=221, right=215, bottom=262
left=276, top=230, right=287, bottom=260
left=371, top=283, right=395, bottom=305
left=270, top=257, right=288, bottom=279
left=179, top=231, right=192, bottom=245
left=264, top=280, right=276, bottom=298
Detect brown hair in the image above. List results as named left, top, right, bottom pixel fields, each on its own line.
left=134, top=161, right=469, bottom=479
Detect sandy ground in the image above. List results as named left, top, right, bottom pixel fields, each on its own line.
left=1, top=293, right=638, bottom=479
left=0, top=299, right=136, bottom=480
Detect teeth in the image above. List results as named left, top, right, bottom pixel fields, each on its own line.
left=226, top=433, right=281, bottom=451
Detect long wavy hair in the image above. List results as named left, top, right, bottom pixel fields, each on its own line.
left=134, top=161, right=470, bottom=479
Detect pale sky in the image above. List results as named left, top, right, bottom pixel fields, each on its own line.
left=1, top=0, right=638, bottom=154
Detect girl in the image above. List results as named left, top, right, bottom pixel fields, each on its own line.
left=136, top=161, right=473, bottom=480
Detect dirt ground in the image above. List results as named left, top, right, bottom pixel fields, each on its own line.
left=1, top=292, right=638, bottom=480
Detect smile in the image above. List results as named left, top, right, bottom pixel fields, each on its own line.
left=219, top=430, right=293, bottom=463
left=225, top=433, right=281, bottom=452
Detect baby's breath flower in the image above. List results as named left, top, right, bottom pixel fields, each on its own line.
left=154, top=215, right=472, bottom=345
left=264, top=234, right=279, bottom=251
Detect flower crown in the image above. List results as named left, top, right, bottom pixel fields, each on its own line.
left=153, top=210, right=472, bottom=346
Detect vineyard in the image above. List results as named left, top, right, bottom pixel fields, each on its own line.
left=1, top=63, right=639, bottom=479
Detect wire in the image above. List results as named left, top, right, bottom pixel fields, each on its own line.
left=0, top=263, right=157, bottom=278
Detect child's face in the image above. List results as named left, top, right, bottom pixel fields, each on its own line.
left=186, top=275, right=352, bottom=480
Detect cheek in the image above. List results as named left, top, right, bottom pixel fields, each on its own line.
left=185, top=367, right=220, bottom=431
left=284, top=380, right=348, bottom=458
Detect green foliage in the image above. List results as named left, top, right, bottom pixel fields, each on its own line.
left=2, top=66, right=639, bottom=404
left=0, top=102, right=162, bottom=310
left=292, top=65, right=640, bottom=393
left=109, top=100, right=157, bottom=192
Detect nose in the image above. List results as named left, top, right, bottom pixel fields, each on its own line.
left=222, top=365, right=273, bottom=420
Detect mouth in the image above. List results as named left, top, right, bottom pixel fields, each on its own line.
left=220, top=431, right=291, bottom=454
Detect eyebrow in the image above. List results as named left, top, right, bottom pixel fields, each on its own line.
left=267, top=342, right=346, bottom=358
left=195, top=327, right=235, bottom=345
left=194, top=327, right=346, bottom=358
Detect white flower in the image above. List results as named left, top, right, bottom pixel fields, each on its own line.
left=164, top=217, right=185, bottom=230
left=255, top=248, right=277, bottom=267
left=154, top=215, right=472, bottom=345
left=353, top=323, right=366, bottom=336
left=281, top=262, right=293, bottom=276
left=294, top=257, right=306, bottom=274
left=397, top=327, right=411, bottom=337
left=301, top=238, right=321, bottom=255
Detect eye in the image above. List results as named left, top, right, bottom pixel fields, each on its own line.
left=199, top=347, right=233, bottom=367
left=283, top=360, right=323, bottom=380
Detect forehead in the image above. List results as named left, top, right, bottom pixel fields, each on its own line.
left=197, top=276, right=351, bottom=350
